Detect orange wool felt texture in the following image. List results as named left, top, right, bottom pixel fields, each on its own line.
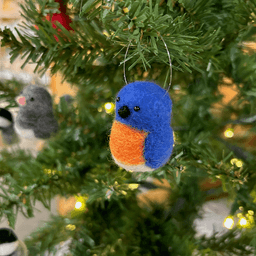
left=109, top=81, right=174, bottom=173
left=110, top=121, right=148, bottom=165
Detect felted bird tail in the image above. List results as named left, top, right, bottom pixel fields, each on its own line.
left=0, top=108, right=19, bottom=146
left=0, top=228, right=27, bottom=256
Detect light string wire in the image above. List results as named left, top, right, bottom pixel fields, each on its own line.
left=123, top=32, right=173, bottom=93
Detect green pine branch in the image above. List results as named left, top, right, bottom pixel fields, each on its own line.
left=0, top=0, right=256, bottom=255
left=196, top=228, right=254, bottom=255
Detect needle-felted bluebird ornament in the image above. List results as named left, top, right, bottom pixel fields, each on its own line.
left=14, top=85, right=58, bottom=139
left=0, top=108, right=19, bottom=145
left=109, top=81, right=174, bottom=172
left=0, top=228, right=27, bottom=256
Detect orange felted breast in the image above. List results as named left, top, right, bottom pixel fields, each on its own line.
left=110, top=121, right=148, bottom=165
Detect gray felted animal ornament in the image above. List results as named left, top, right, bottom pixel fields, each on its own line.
left=14, top=85, right=58, bottom=139
left=0, top=108, right=19, bottom=145
left=0, top=228, right=27, bottom=256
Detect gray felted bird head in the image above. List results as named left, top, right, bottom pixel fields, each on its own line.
left=14, top=85, right=58, bottom=139
left=0, top=228, right=27, bottom=256
left=16, top=85, right=54, bottom=116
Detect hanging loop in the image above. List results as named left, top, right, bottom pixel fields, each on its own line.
left=158, top=33, right=173, bottom=93
left=123, top=40, right=132, bottom=85
left=123, top=31, right=173, bottom=92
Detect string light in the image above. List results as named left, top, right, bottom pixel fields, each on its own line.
left=74, top=195, right=87, bottom=211
left=237, top=213, right=243, bottom=218
left=236, top=160, right=243, bottom=167
left=104, top=102, right=115, bottom=114
left=226, top=210, right=255, bottom=230
left=224, top=128, right=234, bottom=138
left=231, top=158, right=238, bottom=165
left=120, top=190, right=127, bottom=195
left=173, top=132, right=176, bottom=144
left=75, top=201, right=83, bottom=209
left=103, top=30, right=110, bottom=37
left=239, top=217, right=248, bottom=227
left=248, top=210, right=254, bottom=215
left=44, top=169, right=56, bottom=175
left=247, top=211, right=255, bottom=228
left=224, top=216, right=234, bottom=229
left=44, top=168, right=61, bottom=176
left=123, top=7, right=129, bottom=13
left=66, top=224, right=76, bottom=231
left=128, top=184, right=139, bottom=190
left=230, top=158, right=243, bottom=167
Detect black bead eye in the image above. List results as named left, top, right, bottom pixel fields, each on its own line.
left=116, top=97, right=120, bottom=102
left=30, top=97, right=34, bottom=101
left=134, top=106, right=140, bottom=111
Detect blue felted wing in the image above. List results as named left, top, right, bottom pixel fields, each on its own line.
left=144, top=125, right=174, bottom=169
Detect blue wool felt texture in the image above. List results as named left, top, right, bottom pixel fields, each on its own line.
left=113, top=81, right=173, bottom=170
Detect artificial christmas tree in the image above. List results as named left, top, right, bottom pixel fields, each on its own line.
left=1, top=0, right=256, bottom=255
left=34, top=0, right=74, bottom=41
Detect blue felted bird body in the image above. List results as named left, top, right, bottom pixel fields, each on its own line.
left=14, top=85, right=58, bottom=140
left=109, top=81, right=174, bottom=172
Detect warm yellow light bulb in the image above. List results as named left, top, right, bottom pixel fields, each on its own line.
left=75, top=201, right=83, bottom=209
left=230, top=158, right=238, bottom=165
left=224, top=128, right=234, bottom=138
left=103, top=30, right=110, bottom=37
left=66, top=224, right=76, bottom=231
left=121, top=190, right=127, bottom=195
left=239, top=217, right=247, bottom=227
left=248, top=210, right=254, bottom=216
left=230, top=158, right=243, bottom=167
left=104, top=102, right=115, bottom=114
left=235, top=160, right=243, bottom=168
left=128, top=184, right=139, bottom=190
left=224, top=217, right=234, bottom=229
left=123, top=7, right=129, bottom=13
left=74, top=195, right=87, bottom=211
left=105, top=103, right=113, bottom=110
left=44, top=169, right=58, bottom=176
